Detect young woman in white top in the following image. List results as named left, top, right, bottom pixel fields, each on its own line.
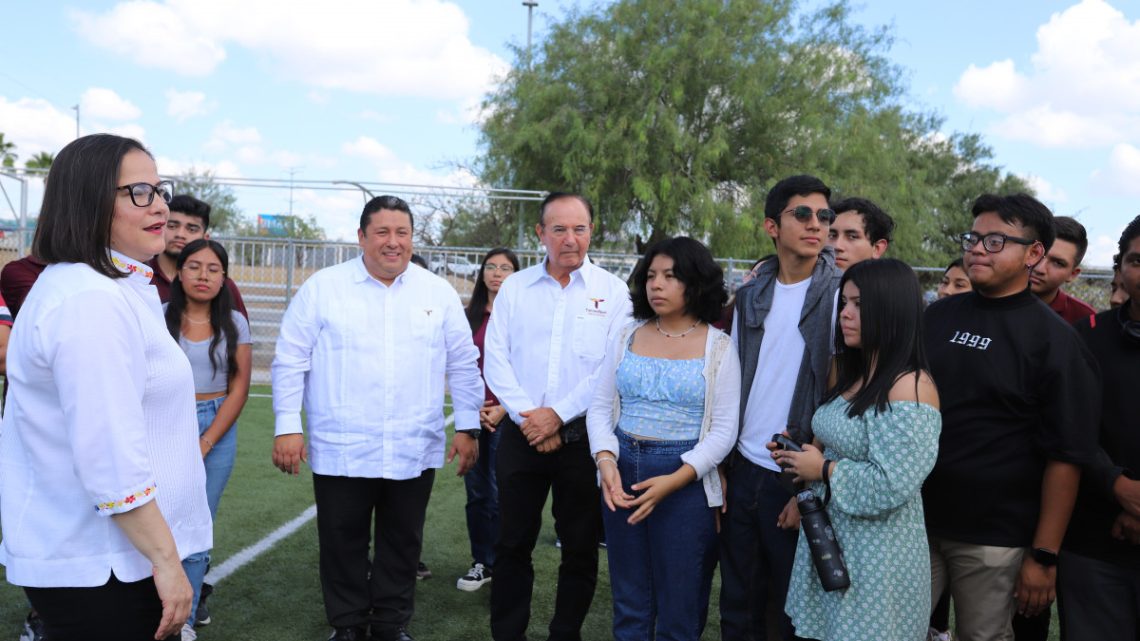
left=0, top=134, right=210, bottom=641
left=587, top=236, right=741, bottom=640
left=163, top=238, right=252, bottom=636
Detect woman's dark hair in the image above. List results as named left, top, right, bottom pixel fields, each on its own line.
left=33, top=133, right=152, bottom=278
left=465, top=248, right=520, bottom=332
left=630, top=237, right=727, bottom=323
left=944, top=257, right=964, bottom=273
left=825, top=258, right=930, bottom=418
left=164, top=239, right=240, bottom=382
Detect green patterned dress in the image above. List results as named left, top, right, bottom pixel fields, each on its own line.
left=785, top=398, right=941, bottom=641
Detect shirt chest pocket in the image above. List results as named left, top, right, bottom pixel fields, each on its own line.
left=572, top=314, right=608, bottom=361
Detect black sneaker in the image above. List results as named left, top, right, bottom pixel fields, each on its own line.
left=456, top=562, right=492, bottom=592
left=415, top=561, right=432, bottom=580
left=195, top=581, right=213, bottom=627
left=19, top=611, right=46, bottom=641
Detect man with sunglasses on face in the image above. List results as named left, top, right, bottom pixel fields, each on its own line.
left=721, top=175, right=841, bottom=641
left=922, top=194, right=1101, bottom=641
left=146, top=194, right=248, bottom=319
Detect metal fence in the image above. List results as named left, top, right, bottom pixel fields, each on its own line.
left=0, top=237, right=1115, bottom=384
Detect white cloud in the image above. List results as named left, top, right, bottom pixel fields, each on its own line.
left=1085, top=234, right=1119, bottom=269
left=953, top=0, right=1140, bottom=148
left=205, top=121, right=262, bottom=151
left=99, top=123, right=148, bottom=143
left=1092, top=143, right=1140, bottom=196
left=69, top=3, right=226, bottom=76
left=1023, top=174, right=1069, bottom=204
left=80, top=87, right=141, bottom=121
left=166, top=89, right=216, bottom=122
left=0, top=97, right=77, bottom=158
left=71, top=0, right=507, bottom=103
left=306, top=91, right=330, bottom=105
left=341, top=136, right=447, bottom=185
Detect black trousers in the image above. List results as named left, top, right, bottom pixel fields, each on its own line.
left=1058, top=550, right=1140, bottom=641
left=313, top=470, right=435, bottom=635
left=25, top=574, right=179, bottom=641
left=490, top=417, right=600, bottom=641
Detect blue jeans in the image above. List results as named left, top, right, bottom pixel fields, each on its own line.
left=464, top=425, right=501, bottom=567
left=718, top=451, right=800, bottom=641
left=181, top=396, right=238, bottom=626
left=602, top=429, right=717, bottom=641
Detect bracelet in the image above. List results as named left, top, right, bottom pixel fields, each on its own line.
left=822, top=458, right=833, bottom=485
left=595, top=455, right=617, bottom=469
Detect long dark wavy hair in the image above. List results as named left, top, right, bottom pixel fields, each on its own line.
left=164, top=238, right=240, bottom=382
left=465, top=248, right=520, bottom=332
left=824, top=258, right=930, bottom=418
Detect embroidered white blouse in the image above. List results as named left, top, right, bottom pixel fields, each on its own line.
left=0, top=251, right=212, bottom=587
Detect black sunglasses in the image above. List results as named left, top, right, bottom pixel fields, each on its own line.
left=781, top=205, right=836, bottom=225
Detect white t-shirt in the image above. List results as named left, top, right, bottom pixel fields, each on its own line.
left=738, top=277, right=811, bottom=470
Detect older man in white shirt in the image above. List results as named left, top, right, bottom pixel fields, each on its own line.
left=484, top=192, right=632, bottom=641
left=271, top=195, right=484, bottom=641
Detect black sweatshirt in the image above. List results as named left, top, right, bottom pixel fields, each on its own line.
left=922, top=289, right=1102, bottom=547
left=1064, top=307, right=1140, bottom=569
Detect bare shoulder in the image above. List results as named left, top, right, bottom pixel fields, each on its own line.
left=888, top=370, right=940, bottom=410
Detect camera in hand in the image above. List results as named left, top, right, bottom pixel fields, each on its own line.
left=797, top=489, right=850, bottom=592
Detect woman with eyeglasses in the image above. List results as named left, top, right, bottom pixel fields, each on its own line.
left=772, top=258, right=941, bottom=641
left=455, top=247, right=520, bottom=592
left=163, top=238, right=251, bottom=638
left=0, top=134, right=210, bottom=641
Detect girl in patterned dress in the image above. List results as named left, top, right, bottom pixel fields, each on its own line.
left=772, top=258, right=942, bottom=641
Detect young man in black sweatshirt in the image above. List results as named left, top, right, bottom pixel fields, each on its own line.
left=922, top=193, right=1101, bottom=641
left=1059, top=214, right=1140, bottom=640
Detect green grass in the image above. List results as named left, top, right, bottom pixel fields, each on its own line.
left=0, top=388, right=1061, bottom=640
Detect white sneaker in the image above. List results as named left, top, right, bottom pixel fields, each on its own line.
left=182, top=622, right=198, bottom=640
left=456, top=562, right=493, bottom=592
left=927, top=628, right=951, bottom=641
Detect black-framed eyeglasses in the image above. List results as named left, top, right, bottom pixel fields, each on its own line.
left=959, top=231, right=1035, bottom=253
left=781, top=205, right=836, bottom=225
left=117, top=180, right=174, bottom=207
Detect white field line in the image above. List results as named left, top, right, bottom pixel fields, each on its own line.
left=205, top=414, right=456, bottom=584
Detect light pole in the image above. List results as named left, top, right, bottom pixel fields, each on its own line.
left=519, top=1, right=538, bottom=248
left=72, top=104, right=80, bottom=139
left=333, top=180, right=376, bottom=206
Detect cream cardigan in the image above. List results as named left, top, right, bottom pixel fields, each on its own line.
left=586, top=320, right=741, bottom=507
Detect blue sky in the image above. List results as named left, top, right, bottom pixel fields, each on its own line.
left=1, top=0, right=1137, bottom=267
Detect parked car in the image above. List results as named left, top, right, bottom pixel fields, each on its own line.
left=433, top=256, right=481, bottom=277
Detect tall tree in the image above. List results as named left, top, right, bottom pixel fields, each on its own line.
left=478, top=0, right=1028, bottom=264
left=0, top=133, right=17, bottom=169
left=172, top=168, right=246, bottom=235
left=24, top=151, right=54, bottom=171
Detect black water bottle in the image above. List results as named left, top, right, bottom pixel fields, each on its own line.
left=797, top=489, right=850, bottom=592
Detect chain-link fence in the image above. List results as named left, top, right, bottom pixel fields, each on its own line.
left=0, top=238, right=1116, bottom=384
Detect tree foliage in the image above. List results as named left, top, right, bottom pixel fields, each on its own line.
left=477, top=0, right=1030, bottom=265
left=24, top=151, right=54, bottom=170
left=172, top=168, right=247, bottom=235
left=0, top=133, right=17, bottom=169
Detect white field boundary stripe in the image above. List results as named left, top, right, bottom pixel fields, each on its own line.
left=205, top=414, right=456, bottom=584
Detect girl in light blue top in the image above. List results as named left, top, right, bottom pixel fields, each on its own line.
left=587, top=237, right=740, bottom=641
left=163, top=238, right=252, bottom=637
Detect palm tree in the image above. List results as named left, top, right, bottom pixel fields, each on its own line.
left=0, top=133, right=16, bottom=169
left=24, top=151, right=54, bottom=171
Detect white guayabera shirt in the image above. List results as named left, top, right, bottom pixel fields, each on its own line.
left=484, top=255, right=633, bottom=426
left=272, top=258, right=483, bottom=480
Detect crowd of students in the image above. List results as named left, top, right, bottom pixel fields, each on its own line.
left=0, top=133, right=1135, bottom=641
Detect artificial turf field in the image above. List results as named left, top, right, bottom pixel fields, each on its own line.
left=0, top=388, right=1060, bottom=640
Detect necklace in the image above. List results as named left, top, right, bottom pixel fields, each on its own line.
left=655, top=317, right=701, bottom=339
left=183, top=314, right=211, bottom=325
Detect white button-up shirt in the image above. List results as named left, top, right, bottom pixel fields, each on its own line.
left=271, top=258, right=483, bottom=479
left=484, top=256, right=632, bottom=425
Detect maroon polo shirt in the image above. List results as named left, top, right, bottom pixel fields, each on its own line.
left=1048, top=288, right=1096, bottom=325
